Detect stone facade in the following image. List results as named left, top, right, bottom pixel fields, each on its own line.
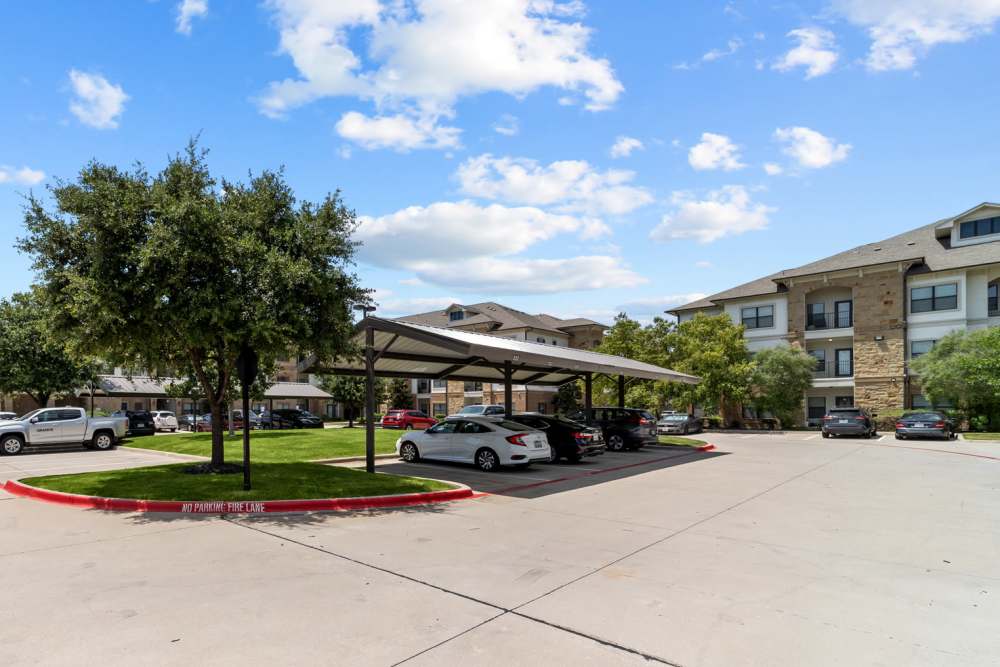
left=786, top=263, right=914, bottom=416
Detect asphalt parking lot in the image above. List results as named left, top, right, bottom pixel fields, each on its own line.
left=2, top=432, right=999, bottom=666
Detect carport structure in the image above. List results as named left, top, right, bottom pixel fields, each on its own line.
left=301, top=317, right=699, bottom=472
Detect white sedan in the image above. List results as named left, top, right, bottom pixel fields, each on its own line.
left=395, top=416, right=551, bottom=472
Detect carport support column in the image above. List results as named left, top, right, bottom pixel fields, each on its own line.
left=618, top=374, right=626, bottom=409
left=584, top=372, right=593, bottom=426
left=503, top=360, right=513, bottom=418
left=364, top=324, right=376, bottom=473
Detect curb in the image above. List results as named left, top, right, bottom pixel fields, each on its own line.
left=2, top=479, right=474, bottom=515
left=310, top=453, right=399, bottom=464
left=648, top=443, right=716, bottom=452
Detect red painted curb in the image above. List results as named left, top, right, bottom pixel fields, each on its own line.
left=2, top=480, right=474, bottom=514
left=697, top=444, right=716, bottom=452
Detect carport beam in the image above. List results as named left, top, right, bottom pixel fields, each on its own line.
left=503, top=360, right=513, bottom=418
left=584, top=372, right=593, bottom=425
left=618, top=374, right=625, bottom=409
left=364, top=324, right=376, bottom=473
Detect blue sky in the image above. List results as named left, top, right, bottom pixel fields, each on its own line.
left=2, top=1, right=999, bottom=324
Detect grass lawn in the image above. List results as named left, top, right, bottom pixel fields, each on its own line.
left=962, top=433, right=1000, bottom=441
left=21, top=462, right=452, bottom=502
left=658, top=435, right=707, bottom=447
left=126, top=427, right=401, bottom=463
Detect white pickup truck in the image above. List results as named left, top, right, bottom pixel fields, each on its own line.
left=0, top=407, right=128, bottom=456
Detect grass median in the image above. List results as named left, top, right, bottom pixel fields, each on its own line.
left=21, top=462, right=452, bottom=502
left=962, top=433, right=1000, bottom=441
left=126, top=427, right=401, bottom=462
left=657, top=435, right=707, bottom=447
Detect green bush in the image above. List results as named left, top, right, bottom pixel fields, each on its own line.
left=434, top=414, right=446, bottom=421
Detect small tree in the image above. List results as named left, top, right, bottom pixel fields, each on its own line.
left=552, top=381, right=582, bottom=415
left=387, top=378, right=414, bottom=410
left=19, top=142, right=366, bottom=470
left=0, top=292, right=96, bottom=409
left=912, top=328, right=1000, bottom=429
left=321, top=375, right=386, bottom=427
left=750, top=345, right=817, bottom=427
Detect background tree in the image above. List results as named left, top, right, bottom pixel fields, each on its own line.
left=386, top=378, right=414, bottom=410
left=0, top=292, right=97, bottom=409
left=912, top=328, right=1000, bottom=429
left=750, top=344, right=817, bottom=427
left=594, top=314, right=679, bottom=411
left=662, top=313, right=754, bottom=425
left=552, top=381, right=582, bottom=415
left=321, top=375, right=386, bottom=427
left=19, top=143, right=367, bottom=470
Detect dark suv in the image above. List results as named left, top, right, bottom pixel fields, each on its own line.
left=264, top=409, right=323, bottom=429
left=568, top=407, right=658, bottom=451
left=822, top=407, right=877, bottom=439
left=510, top=413, right=605, bottom=463
left=111, top=410, right=156, bottom=437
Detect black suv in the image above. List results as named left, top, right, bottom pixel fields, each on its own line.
left=112, top=410, right=156, bottom=437
left=264, top=409, right=323, bottom=429
left=568, top=407, right=658, bottom=451
left=821, top=407, right=877, bottom=439
left=510, top=413, right=605, bottom=463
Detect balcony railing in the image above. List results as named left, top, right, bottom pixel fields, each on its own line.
left=806, top=311, right=853, bottom=331
left=812, top=359, right=854, bottom=378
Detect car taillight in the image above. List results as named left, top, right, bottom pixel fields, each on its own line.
left=572, top=432, right=593, bottom=442
left=639, top=418, right=654, bottom=426
left=934, top=421, right=945, bottom=428
left=506, top=433, right=528, bottom=447
left=822, top=416, right=832, bottom=421
left=895, top=422, right=905, bottom=429
left=855, top=416, right=866, bottom=421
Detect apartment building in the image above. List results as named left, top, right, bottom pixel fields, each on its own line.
left=669, top=203, right=1000, bottom=425
left=395, top=302, right=608, bottom=416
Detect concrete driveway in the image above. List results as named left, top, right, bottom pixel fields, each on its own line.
left=1, top=433, right=998, bottom=666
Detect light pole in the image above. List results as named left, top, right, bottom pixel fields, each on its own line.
left=353, top=304, right=377, bottom=473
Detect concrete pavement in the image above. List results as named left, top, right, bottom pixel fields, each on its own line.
left=1, top=433, right=998, bottom=665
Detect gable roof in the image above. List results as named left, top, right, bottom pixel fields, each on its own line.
left=669, top=203, right=1000, bottom=315
left=396, top=302, right=607, bottom=335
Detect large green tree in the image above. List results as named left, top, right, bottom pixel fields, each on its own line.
left=750, top=344, right=817, bottom=427
left=386, top=378, right=414, bottom=410
left=19, top=143, right=367, bottom=469
left=912, top=328, right=1000, bottom=428
left=593, top=314, right=679, bottom=411
left=0, top=292, right=97, bottom=409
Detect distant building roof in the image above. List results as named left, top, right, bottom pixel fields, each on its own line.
left=80, top=376, right=332, bottom=400
left=669, top=203, right=1000, bottom=314
left=396, top=301, right=608, bottom=335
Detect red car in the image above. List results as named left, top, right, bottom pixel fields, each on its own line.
left=381, top=410, right=437, bottom=430
left=194, top=414, right=245, bottom=432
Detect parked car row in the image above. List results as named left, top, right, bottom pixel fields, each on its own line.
left=821, top=407, right=958, bottom=440
left=176, top=408, right=324, bottom=432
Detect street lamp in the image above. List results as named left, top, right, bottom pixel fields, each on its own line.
left=353, top=304, right=377, bottom=472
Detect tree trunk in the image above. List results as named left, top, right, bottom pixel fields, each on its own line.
left=208, top=398, right=226, bottom=467
left=347, top=405, right=355, bottom=428
left=28, top=392, right=51, bottom=409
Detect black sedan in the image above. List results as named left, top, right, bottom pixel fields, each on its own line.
left=263, top=409, right=324, bottom=429
left=509, top=413, right=604, bottom=463
left=895, top=412, right=956, bottom=440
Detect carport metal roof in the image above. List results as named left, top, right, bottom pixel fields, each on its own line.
left=300, top=317, right=699, bottom=386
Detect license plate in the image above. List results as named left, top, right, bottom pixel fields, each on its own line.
left=914, top=423, right=924, bottom=428
left=136, top=422, right=145, bottom=427
left=533, top=442, right=543, bottom=448
left=838, top=419, right=848, bottom=424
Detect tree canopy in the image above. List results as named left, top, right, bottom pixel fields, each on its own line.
left=386, top=378, right=414, bottom=410
left=750, top=344, right=817, bottom=426
left=0, top=292, right=96, bottom=409
left=18, top=142, right=368, bottom=468
left=321, top=375, right=385, bottom=427
left=912, top=327, right=1000, bottom=428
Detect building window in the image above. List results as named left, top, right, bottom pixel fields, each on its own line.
left=449, top=310, right=464, bottom=321
left=464, top=382, right=482, bottom=392
left=536, top=337, right=546, bottom=343
left=835, top=300, right=853, bottom=328
left=807, top=397, right=826, bottom=421
left=416, top=379, right=431, bottom=394
left=989, top=281, right=999, bottom=315
left=835, top=395, right=853, bottom=408
left=806, top=303, right=826, bottom=329
left=910, top=340, right=936, bottom=359
left=959, top=216, right=1000, bottom=240
left=537, top=402, right=547, bottom=414
left=808, top=349, right=826, bottom=372
left=910, top=283, right=958, bottom=313
left=911, top=394, right=930, bottom=409
left=432, top=379, right=447, bottom=390
left=432, top=403, right=447, bottom=416
left=835, top=348, right=853, bottom=377
left=741, top=305, right=774, bottom=329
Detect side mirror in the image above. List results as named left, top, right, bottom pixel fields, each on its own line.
left=29, top=417, right=39, bottom=424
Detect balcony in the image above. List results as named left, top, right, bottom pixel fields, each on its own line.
left=811, top=357, right=854, bottom=388
left=806, top=311, right=852, bottom=331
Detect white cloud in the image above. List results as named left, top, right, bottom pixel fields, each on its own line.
left=609, top=135, right=643, bottom=158
left=832, top=0, right=1000, bottom=71
left=763, top=162, right=784, bottom=175
left=456, top=154, right=653, bottom=216
left=258, top=0, right=622, bottom=150
left=176, top=0, right=208, bottom=35
left=493, top=114, right=520, bottom=137
left=408, top=256, right=646, bottom=294
left=67, top=70, right=128, bottom=129
left=695, top=260, right=713, bottom=268
left=702, top=38, right=744, bottom=62
left=688, top=132, right=744, bottom=171
left=335, top=111, right=461, bottom=151
left=774, top=126, right=851, bottom=168
left=651, top=186, right=775, bottom=244
left=0, top=165, right=45, bottom=186
left=773, top=27, right=839, bottom=78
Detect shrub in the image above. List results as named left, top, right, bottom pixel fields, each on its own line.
left=434, top=414, right=446, bottom=421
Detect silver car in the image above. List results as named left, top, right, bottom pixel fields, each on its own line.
left=657, top=412, right=702, bottom=435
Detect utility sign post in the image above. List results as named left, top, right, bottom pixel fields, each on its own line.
left=236, top=345, right=259, bottom=491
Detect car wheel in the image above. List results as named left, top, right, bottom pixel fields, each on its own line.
left=549, top=448, right=560, bottom=463
left=607, top=434, right=626, bottom=452
left=92, top=432, right=115, bottom=451
left=400, top=441, right=419, bottom=462
left=821, top=432, right=830, bottom=439
left=1, top=434, right=24, bottom=456
left=895, top=434, right=905, bottom=440
left=475, top=448, right=500, bottom=472
left=405, top=424, right=413, bottom=430
left=681, top=426, right=688, bottom=435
